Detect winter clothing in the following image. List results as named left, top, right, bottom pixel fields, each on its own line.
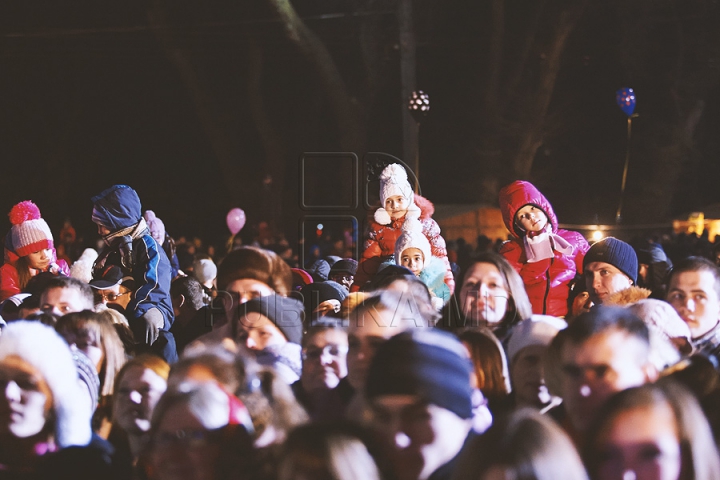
left=507, top=315, right=567, bottom=363
left=144, top=210, right=179, bottom=279
left=73, top=349, right=101, bottom=412
left=0, top=321, right=92, bottom=448
left=290, top=268, right=313, bottom=291
left=305, top=259, right=331, bottom=283
left=192, top=258, right=217, bottom=285
left=0, top=201, right=69, bottom=301
left=329, top=258, right=358, bottom=277
left=239, top=295, right=305, bottom=345
left=366, top=329, right=473, bottom=419
left=395, top=218, right=433, bottom=265
left=69, top=248, right=99, bottom=284
left=418, top=257, right=452, bottom=308
left=395, top=217, right=450, bottom=307
left=300, top=281, right=347, bottom=317
left=216, top=246, right=292, bottom=294
left=499, top=181, right=589, bottom=317
left=379, top=163, right=414, bottom=208
left=583, top=237, right=638, bottom=284
left=626, top=298, right=693, bottom=369
left=353, top=193, right=454, bottom=293
left=7, top=201, right=54, bottom=256
left=91, top=185, right=176, bottom=362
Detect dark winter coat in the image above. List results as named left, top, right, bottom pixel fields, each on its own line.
left=91, top=185, right=174, bottom=329
left=499, top=181, right=589, bottom=317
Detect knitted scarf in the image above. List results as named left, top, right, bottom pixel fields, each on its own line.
left=523, top=225, right=574, bottom=263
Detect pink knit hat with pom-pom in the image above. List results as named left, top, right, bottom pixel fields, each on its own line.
left=7, top=201, right=54, bottom=257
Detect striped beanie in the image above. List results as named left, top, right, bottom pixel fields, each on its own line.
left=7, top=201, right=54, bottom=257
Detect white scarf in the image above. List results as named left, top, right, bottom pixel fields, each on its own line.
left=523, top=225, right=574, bottom=263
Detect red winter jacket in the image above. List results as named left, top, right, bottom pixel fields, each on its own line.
left=0, top=247, right=69, bottom=302
left=352, top=194, right=454, bottom=293
left=499, top=181, right=589, bottom=317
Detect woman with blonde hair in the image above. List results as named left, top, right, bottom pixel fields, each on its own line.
left=56, top=310, right=128, bottom=437
left=585, top=381, right=720, bottom=480
left=453, top=408, right=589, bottom=480
left=108, top=354, right=170, bottom=476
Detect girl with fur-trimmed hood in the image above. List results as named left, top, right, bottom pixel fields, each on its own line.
left=499, top=181, right=589, bottom=317
left=352, top=164, right=454, bottom=293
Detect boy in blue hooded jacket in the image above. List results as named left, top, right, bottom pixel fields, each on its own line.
left=91, top=185, right=177, bottom=362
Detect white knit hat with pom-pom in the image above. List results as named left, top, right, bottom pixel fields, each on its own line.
left=395, top=217, right=432, bottom=266
left=0, top=321, right=92, bottom=448
left=379, top=164, right=414, bottom=206
left=375, top=164, right=420, bottom=225
left=7, top=201, right=54, bottom=257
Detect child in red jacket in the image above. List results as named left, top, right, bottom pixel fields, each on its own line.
left=0, top=201, right=69, bottom=301
left=352, top=164, right=454, bottom=293
left=498, top=181, right=589, bottom=317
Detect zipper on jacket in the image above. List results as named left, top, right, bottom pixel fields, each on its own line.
left=542, top=257, right=554, bottom=314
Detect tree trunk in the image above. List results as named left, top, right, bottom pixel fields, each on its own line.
left=266, top=0, right=365, bottom=151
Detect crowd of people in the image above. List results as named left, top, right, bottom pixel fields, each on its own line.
left=2, top=168, right=720, bottom=480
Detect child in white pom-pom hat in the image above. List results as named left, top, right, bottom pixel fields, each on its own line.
left=394, top=217, right=451, bottom=309
left=352, top=163, right=453, bottom=292
left=0, top=201, right=69, bottom=301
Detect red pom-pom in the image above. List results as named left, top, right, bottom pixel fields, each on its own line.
left=9, top=201, right=42, bottom=225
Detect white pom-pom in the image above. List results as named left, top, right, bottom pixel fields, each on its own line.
left=405, top=202, right=421, bottom=221
left=402, top=217, right=424, bottom=234
left=380, top=163, right=408, bottom=182
left=374, top=207, right=392, bottom=225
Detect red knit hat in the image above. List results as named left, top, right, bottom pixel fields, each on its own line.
left=7, top=201, right=54, bottom=257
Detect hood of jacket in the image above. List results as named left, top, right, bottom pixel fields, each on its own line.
left=499, top=181, right=558, bottom=238
left=91, top=185, right=142, bottom=232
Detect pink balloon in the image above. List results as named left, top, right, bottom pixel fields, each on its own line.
left=226, top=208, right=246, bottom=235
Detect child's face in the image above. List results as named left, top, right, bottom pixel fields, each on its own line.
left=400, top=248, right=424, bottom=275
left=515, top=205, right=548, bottom=233
left=26, top=249, right=52, bottom=270
left=385, top=195, right=410, bottom=220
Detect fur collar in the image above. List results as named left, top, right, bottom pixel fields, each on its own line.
left=603, top=286, right=652, bottom=307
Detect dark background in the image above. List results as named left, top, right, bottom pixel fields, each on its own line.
left=1, top=0, right=718, bottom=252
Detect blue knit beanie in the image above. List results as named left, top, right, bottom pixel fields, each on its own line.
left=365, top=329, right=473, bottom=419
left=583, top=237, right=638, bottom=284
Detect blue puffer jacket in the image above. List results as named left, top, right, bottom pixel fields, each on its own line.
left=91, top=185, right=174, bottom=329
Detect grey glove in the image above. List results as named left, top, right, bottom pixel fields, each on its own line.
left=139, top=308, right=164, bottom=345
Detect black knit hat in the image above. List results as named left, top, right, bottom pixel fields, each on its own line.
left=329, top=258, right=358, bottom=277
left=239, top=295, right=305, bottom=345
left=365, top=329, right=473, bottom=419
left=584, top=237, right=638, bottom=284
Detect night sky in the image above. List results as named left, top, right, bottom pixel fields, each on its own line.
left=1, top=0, right=719, bottom=252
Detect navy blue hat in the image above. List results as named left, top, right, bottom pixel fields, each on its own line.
left=365, top=329, right=473, bottom=419
left=584, top=237, right=638, bottom=284
left=91, top=185, right=142, bottom=231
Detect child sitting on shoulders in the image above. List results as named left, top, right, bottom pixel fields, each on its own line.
left=499, top=181, right=589, bottom=317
